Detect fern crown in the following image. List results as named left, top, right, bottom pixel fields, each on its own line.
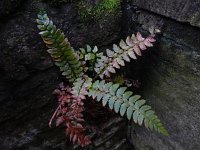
left=36, top=11, right=168, bottom=147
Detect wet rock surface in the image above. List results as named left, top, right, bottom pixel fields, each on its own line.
left=123, top=1, right=200, bottom=150
left=131, top=0, right=200, bottom=28
left=0, top=0, right=200, bottom=150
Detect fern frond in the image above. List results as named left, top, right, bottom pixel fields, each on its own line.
left=36, top=11, right=83, bottom=82
left=78, top=45, right=104, bottom=73
left=94, top=32, right=156, bottom=78
left=50, top=83, right=91, bottom=147
left=88, top=80, right=168, bottom=135
left=72, top=76, right=92, bottom=99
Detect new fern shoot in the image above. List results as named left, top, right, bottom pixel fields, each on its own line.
left=36, top=11, right=168, bottom=147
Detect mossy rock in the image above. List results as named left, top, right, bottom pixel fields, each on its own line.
left=77, top=0, right=121, bottom=23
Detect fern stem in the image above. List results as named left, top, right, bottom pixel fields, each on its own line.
left=49, top=104, right=61, bottom=127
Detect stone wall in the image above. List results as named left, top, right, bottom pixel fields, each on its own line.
left=0, top=0, right=200, bottom=150
left=131, top=0, right=200, bottom=28
left=125, top=0, right=200, bottom=150
left=0, top=0, right=127, bottom=150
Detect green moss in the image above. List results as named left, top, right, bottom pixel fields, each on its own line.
left=77, top=0, right=121, bottom=22
left=95, top=0, right=121, bottom=14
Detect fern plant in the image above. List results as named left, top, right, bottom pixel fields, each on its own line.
left=37, top=11, right=168, bottom=147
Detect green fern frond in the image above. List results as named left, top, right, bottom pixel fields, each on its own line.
left=78, top=45, right=104, bottom=73
left=36, top=11, right=83, bottom=82
left=72, top=76, right=92, bottom=99
left=88, top=80, right=168, bottom=136
left=94, top=32, right=156, bottom=79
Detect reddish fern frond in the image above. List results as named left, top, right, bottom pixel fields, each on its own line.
left=94, top=32, right=156, bottom=78
left=66, top=123, right=91, bottom=147
left=49, top=83, right=91, bottom=147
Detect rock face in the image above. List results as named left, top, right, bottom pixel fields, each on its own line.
left=0, top=0, right=127, bottom=150
left=123, top=0, right=200, bottom=150
left=0, top=0, right=200, bottom=150
left=0, top=0, right=24, bottom=19
left=131, top=0, right=200, bottom=28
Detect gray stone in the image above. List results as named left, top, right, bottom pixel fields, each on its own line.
left=131, top=0, right=200, bottom=28
left=123, top=1, right=200, bottom=149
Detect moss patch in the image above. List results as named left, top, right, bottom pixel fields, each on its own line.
left=77, top=0, right=121, bottom=22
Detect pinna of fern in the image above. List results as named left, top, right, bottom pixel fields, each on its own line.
left=37, top=11, right=168, bottom=147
